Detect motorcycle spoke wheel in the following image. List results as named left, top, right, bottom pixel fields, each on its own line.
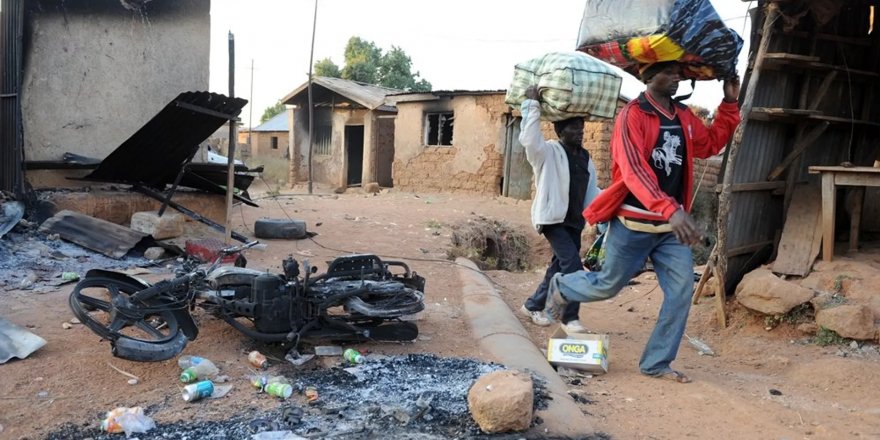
left=69, top=277, right=181, bottom=344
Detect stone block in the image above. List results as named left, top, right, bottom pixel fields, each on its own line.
left=816, top=304, right=876, bottom=340
left=468, top=370, right=533, bottom=433
left=735, top=267, right=815, bottom=315
left=130, top=210, right=184, bottom=239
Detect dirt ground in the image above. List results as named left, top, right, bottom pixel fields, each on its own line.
left=2, top=187, right=880, bottom=439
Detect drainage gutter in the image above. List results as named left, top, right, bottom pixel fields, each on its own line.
left=456, top=258, right=593, bottom=438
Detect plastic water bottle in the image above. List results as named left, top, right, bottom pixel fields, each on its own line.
left=177, top=355, right=204, bottom=369
left=180, top=358, right=219, bottom=383
left=343, top=348, right=364, bottom=364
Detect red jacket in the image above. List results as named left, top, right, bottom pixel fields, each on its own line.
left=584, top=92, right=741, bottom=224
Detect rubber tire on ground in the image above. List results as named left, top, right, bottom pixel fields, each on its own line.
left=254, top=218, right=308, bottom=239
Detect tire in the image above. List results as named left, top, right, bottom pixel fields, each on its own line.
left=345, top=287, right=425, bottom=318
left=254, top=218, right=308, bottom=239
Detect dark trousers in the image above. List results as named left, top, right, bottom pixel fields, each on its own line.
left=524, top=224, right=582, bottom=323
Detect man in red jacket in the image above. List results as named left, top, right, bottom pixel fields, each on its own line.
left=544, top=61, right=741, bottom=383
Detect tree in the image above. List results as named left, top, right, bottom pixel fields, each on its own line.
left=314, top=57, right=341, bottom=78
left=323, top=36, right=431, bottom=92
left=341, top=37, right=382, bottom=84
left=261, top=101, right=285, bottom=124
left=378, top=46, right=432, bottom=92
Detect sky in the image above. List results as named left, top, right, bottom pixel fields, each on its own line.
left=209, top=1, right=756, bottom=129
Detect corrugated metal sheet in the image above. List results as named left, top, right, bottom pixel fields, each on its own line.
left=281, top=76, right=401, bottom=110
left=251, top=111, right=288, bottom=132
left=82, top=91, right=247, bottom=188
left=721, top=0, right=880, bottom=292
left=0, top=0, right=25, bottom=197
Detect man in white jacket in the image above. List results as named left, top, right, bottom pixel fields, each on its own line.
left=519, top=86, right=602, bottom=332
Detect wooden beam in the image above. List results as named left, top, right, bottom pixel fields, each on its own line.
left=767, top=121, right=830, bottom=181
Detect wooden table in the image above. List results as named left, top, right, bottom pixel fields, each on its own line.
left=808, top=166, right=880, bottom=262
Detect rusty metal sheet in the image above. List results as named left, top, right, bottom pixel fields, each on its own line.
left=39, top=210, right=148, bottom=259
left=82, top=91, right=247, bottom=188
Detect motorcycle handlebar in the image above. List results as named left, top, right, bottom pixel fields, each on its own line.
left=130, top=271, right=200, bottom=303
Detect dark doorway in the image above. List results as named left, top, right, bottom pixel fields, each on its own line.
left=346, top=125, right=365, bottom=186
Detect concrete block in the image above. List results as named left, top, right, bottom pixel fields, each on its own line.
left=130, top=210, right=184, bottom=239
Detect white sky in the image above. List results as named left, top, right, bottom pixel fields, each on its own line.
left=209, top=1, right=756, bottom=128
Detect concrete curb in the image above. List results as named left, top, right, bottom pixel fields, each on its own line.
left=456, top=257, right=592, bottom=439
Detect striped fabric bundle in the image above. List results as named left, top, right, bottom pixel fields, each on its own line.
left=505, top=52, right=623, bottom=122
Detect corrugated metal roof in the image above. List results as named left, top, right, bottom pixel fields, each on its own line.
left=82, top=91, right=248, bottom=188
left=252, top=111, right=288, bottom=132
left=281, top=76, right=402, bottom=110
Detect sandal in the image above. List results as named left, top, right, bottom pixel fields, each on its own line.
left=653, top=370, right=692, bottom=383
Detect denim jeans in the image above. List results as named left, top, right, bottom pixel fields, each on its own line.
left=524, top=224, right=582, bottom=323
left=554, top=217, right=694, bottom=375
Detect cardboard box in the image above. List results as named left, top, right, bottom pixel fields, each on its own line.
left=546, top=328, right=609, bottom=374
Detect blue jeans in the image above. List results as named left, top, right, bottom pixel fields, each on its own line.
left=524, top=224, right=582, bottom=323
left=554, top=217, right=694, bottom=375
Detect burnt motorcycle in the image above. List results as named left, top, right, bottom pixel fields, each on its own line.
left=68, top=242, right=426, bottom=361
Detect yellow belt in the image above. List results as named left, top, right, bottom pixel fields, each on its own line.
left=617, top=216, right=673, bottom=234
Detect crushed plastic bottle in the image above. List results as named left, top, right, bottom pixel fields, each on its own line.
left=180, top=358, right=219, bottom=383
left=685, top=334, right=717, bottom=357
left=177, top=355, right=205, bottom=369
left=343, top=348, right=364, bottom=365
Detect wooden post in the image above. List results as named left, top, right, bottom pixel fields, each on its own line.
left=713, top=3, right=780, bottom=327
left=225, top=31, right=236, bottom=244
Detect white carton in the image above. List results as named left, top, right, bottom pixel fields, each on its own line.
left=546, top=328, right=609, bottom=374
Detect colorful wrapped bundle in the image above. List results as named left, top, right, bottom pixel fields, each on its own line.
left=576, top=0, right=743, bottom=80
left=505, top=51, right=623, bottom=122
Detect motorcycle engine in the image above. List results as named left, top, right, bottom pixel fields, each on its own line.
left=251, top=272, right=292, bottom=334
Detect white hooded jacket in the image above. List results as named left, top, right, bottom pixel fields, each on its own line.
left=520, top=99, right=601, bottom=231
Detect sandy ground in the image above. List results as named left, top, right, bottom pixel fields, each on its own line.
left=1, top=186, right=879, bottom=439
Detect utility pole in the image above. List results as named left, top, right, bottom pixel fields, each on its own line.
left=307, top=0, right=318, bottom=194
left=224, top=31, right=236, bottom=244
left=248, top=58, right=254, bottom=158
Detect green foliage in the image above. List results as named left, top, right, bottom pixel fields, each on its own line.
left=314, top=57, right=341, bottom=78
left=763, top=303, right=814, bottom=329
left=260, top=101, right=286, bottom=124
left=813, top=326, right=849, bottom=346
left=334, top=36, right=432, bottom=91
left=341, top=37, right=382, bottom=84
left=425, top=219, right=442, bottom=229
left=833, top=274, right=858, bottom=293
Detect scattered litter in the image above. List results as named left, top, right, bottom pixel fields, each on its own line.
left=62, top=322, right=72, bottom=330
left=343, top=348, right=365, bottom=365
left=69, top=318, right=81, bottom=324
left=209, top=384, right=234, bottom=399
left=37, top=391, right=49, bottom=399
left=685, top=334, right=717, bottom=356
left=304, top=386, right=319, bottom=404
left=180, top=357, right=218, bottom=383
left=107, top=363, right=140, bottom=383
left=249, top=350, right=269, bottom=369
left=127, top=378, right=139, bottom=386
left=100, top=406, right=155, bottom=435
left=182, top=381, right=214, bottom=402
left=285, top=350, right=314, bottom=367
left=769, top=389, right=783, bottom=396
left=418, top=335, right=433, bottom=341
left=61, top=272, right=79, bottom=282
left=314, top=346, right=343, bottom=356
left=214, top=375, right=230, bottom=383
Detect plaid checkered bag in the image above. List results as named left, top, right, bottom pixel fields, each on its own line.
left=505, top=51, right=622, bottom=122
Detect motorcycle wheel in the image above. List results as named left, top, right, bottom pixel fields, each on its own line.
left=69, top=276, right=183, bottom=345
left=344, top=287, right=425, bottom=318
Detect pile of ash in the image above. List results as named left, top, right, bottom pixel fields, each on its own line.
left=45, top=354, right=591, bottom=440
left=0, top=227, right=157, bottom=293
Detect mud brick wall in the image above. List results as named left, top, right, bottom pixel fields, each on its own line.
left=693, top=156, right=724, bottom=194
left=393, top=144, right=503, bottom=195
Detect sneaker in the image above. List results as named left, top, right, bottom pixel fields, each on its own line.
left=520, top=305, right=551, bottom=326
left=544, top=273, right=569, bottom=322
left=562, top=319, right=587, bottom=333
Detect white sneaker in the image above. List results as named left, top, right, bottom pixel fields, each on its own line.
left=520, top=305, right=552, bottom=326
left=562, top=320, right=588, bottom=333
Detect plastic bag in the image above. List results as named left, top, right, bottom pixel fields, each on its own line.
left=101, top=406, right=156, bottom=436
left=576, top=0, right=743, bottom=80
left=505, top=51, right=622, bottom=122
